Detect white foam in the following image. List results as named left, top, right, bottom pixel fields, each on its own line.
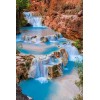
left=35, top=77, right=48, bottom=84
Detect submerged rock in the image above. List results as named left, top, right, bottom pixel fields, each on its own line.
left=40, top=37, right=48, bottom=42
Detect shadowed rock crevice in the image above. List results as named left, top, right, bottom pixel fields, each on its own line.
left=16, top=85, right=32, bottom=100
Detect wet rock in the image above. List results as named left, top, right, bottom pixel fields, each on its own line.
left=40, top=37, right=48, bottom=42
left=47, top=48, right=68, bottom=79
left=48, top=64, right=63, bottom=79
left=54, top=52, right=61, bottom=58
left=60, top=49, right=68, bottom=66
left=16, top=53, right=34, bottom=83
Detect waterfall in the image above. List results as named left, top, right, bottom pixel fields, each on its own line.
left=28, top=58, right=48, bottom=79
left=61, top=44, right=83, bottom=62
left=23, top=12, right=43, bottom=27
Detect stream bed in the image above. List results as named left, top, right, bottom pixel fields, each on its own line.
left=16, top=12, right=83, bottom=100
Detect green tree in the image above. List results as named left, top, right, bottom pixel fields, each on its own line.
left=16, top=0, right=30, bottom=34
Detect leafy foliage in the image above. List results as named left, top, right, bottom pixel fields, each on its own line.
left=74, top=94, right=83, bottom=100
left=16, top=0, right=30, bottom=11
left=72, top=39, right=83, bottom=53
left=74, top=61, right=83, bottom=100
left=16, top=0, right=30, bottom=33
left=75, top=61, right=83, bottom=88
left=73, top=40, right=81, bottom=49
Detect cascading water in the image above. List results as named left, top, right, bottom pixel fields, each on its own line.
left=61, top=44, right=83, bottom=62
left=18, top=11, right=83, bottom=100
left=29, top=56, right=59, bottom=78
left=17, top=12, right=83, bottom=84
left=23, top=12, right=43, bottom=27
left=28, top=53, right=64, bottom=83
left=34, top=58, right=48, bottom=78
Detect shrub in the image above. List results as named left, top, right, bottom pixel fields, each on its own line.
left=73, top=39, right=82, bottom=50
left=75, top=61, right=83, bottom=88
left=74, top=94, right=83, bottom=100
left=16, top=0, right=30, bottom=32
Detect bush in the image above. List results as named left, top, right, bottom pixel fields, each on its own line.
left=74, top=61, right=83, bottom=100
left=74, top=94, right=83, bottom=100
left=16, top=0, right=30, bottom=32
left=75, top=61, right=83, bottom=88
left=72, top=39, right=83, bottom=51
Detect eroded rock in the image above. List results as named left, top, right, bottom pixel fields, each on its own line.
left=16, top=54, right=34, bottom=83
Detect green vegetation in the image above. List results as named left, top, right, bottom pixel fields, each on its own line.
left=74, top=61, right=83, bottom=100
left=74, top=94, right=83, bottom=100
left=75, top=61, right=83, bottom=88
left=16, top=0, right=30, bottom=33
left=73, top=40, right=81, bottom=49
left=72, top=39, right=83, bottom=52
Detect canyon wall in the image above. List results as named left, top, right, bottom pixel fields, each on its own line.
left=16, top=52, right=34, bottom=83
left=29, top=0, right=83, bottom=41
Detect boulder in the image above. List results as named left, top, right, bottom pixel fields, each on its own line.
left=40, top=37, right=48, bottom=42
left=48, top=64, right=63, bottom=79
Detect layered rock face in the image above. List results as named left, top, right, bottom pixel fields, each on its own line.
left=44, top=13, right=83, bottom=40
left=53, top=48, right=68, bottom=66
left=29, top=0, right=83, bottom=41
left=48, top=64, right=62, bottom=79
left=48, top=48, right=68, bottom=79
left=16, top=53, right=34, bottom=83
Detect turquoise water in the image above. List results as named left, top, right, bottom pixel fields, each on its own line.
left=17, top=26, right=78, bottom=100
left=19, top=61, right=75, bottom=100
left=18, top=46, right=59, bottom=55
left=21, top=26, right=47, bottom=30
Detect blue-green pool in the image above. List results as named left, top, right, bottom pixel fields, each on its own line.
left=19, top=61, right=75, bottom=100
